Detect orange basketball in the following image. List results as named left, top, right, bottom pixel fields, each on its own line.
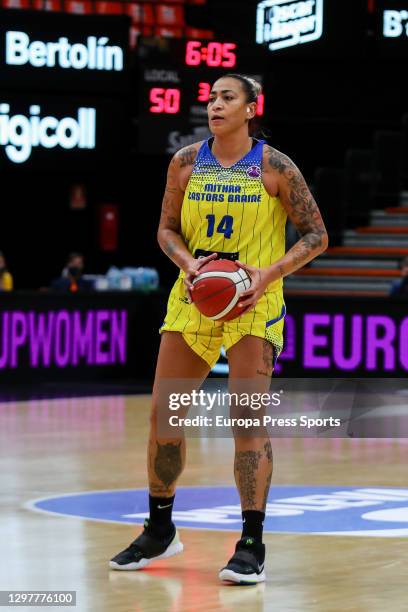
left=191, top=260, right=251, bottom=322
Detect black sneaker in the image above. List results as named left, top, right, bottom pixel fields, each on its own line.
left=219, top=537, right=265, bottom=584
left=109, top=519, right=183, bottom=571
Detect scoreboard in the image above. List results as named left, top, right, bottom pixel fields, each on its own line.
left=136, top=0, right=408, bottom=156
left=1, top=1, right=407, bottom=162
left=137, top=39, right=267, bottom=155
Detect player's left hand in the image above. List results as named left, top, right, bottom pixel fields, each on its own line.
left=235, top=262, right=272, bottom=314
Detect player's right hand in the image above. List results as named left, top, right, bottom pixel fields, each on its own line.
left=183, top=253, right=218, bottom=301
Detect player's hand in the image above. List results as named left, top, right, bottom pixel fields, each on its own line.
left=183, top=252, right=218, bottom=301
left=235, top=262, right=271, bottom=314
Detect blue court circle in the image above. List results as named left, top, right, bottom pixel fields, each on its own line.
left=28, top=485, right=408, bottom=537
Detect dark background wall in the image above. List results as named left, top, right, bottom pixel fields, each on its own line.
left=1, top=0, right=406, bottom=290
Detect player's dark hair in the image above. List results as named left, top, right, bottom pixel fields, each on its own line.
left=223, top=73, right=262, bottom=103
left=400, top=256, right=408, bottom=269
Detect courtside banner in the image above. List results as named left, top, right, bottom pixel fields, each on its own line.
left=0, top=293, right=407, bottom=383
left=280, top=296, right=408, bottom=377
left=0, top=10, right=130, bottom=93
left=0, top=291, right=164, bottom=384
left=211, top=296, right=408, bottom=378
left=0, top=93, right=128, bottom=169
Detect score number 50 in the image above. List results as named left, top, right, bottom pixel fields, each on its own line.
left=149, top=85, right=264, bottom=116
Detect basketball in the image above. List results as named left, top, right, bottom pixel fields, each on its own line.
left=191, top=259, right=251, bottom=321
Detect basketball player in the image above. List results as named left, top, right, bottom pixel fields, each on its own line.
left=110, top=74, right=328, bottom=583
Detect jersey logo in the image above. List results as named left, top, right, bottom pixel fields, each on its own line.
left=216, top=170, right=233, bottom=181
left=247, top=165, right=261, bottom=178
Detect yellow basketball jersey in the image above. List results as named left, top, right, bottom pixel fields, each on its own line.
left=181, top=138, right=287, bottom=292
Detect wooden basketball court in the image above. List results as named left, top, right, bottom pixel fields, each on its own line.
left=1, top=394, right=407, bottom=611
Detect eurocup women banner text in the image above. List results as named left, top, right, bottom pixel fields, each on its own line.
left=0, top=10, right=130, bottom=93
left=0, top=292, right=164, bottom=384
left=0, top=294, right=407, bottom=383
left=281, top=297, right=408, bottom=377
left=213, top=296, right=408, bottom=378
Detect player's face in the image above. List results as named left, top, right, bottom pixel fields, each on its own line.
left=207, top=78, right=253, bottom=135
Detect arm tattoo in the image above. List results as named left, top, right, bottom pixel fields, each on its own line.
left=267, top=146, right=327, bottom=265
left=160, top=194, right=177, bottom=225
left=162, top=194, right=172, bottom=213
left=158, top=155, right=182, bottom=230
left=166, top=216, right=179, bottom=230
left=154, top=442, right=182, bottom=489
left=164, top=240, right=177, bottom=257
left=179, top=147, right=197, bottom=168
left=234, top=450, right=261, bottom=509
left=159, top=192, right=179, bottom=226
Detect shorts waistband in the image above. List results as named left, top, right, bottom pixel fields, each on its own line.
left=194, top=249, right=239, bottom=262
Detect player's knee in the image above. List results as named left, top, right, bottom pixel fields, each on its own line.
left=149, top=402, right=184, bottom=446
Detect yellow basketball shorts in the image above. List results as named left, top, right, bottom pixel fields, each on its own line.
left=160, top=276, right=286, bottom=369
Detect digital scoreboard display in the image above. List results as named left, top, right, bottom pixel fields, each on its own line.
left=136, top=0, right=408, bottom=156
left=185, top=40, right=238, bottom=68
left=137, top=39, right=266, bottom=155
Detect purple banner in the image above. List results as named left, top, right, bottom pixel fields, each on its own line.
left=278, top=311, right=408, bottom=375
left=0, top=309, right=127, bottom=370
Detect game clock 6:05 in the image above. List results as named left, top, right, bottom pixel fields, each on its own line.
left=185, top=41, right=237, bottom=67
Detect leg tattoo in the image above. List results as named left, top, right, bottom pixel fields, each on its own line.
left=234, top=450, right=262, bottom=509
left=264, top=440, right=273, bottom=462
left=262, top=440, right=273, bottom=510
left=235, top=441, right=273, bottom=511
left=153, top=441, right=182, bottom=490
left=256, top=340, right=275, bottom=377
